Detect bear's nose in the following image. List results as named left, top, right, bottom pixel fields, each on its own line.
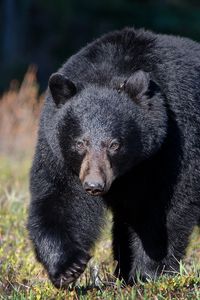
left=83, top=181, right=105, bottom=196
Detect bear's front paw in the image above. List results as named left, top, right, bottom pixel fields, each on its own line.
left=49, top=252, right=91, bottom=289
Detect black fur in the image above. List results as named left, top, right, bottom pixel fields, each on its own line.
left=28, top=28, right=200, bottom=288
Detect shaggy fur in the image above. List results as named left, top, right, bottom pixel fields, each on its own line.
left=28, top=27, right=200, bottom=288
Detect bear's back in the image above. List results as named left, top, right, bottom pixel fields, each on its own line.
left=59, top=28, right=200, bottom=90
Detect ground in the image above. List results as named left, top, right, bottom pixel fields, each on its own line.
left=0, top=155, right=199, bottom=300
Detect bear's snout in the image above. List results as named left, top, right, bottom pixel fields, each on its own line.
left=79, top=150, right=113, bottom=196
left=83, top=180, right=105, bottom=196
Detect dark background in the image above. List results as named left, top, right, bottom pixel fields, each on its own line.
left=1, top=0, right=200, bottom=93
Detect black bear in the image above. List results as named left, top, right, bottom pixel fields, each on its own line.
left=28, top=28, right=200, bottom=288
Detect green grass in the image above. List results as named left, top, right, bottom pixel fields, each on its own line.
left=0, top=155, right=200, bottom=300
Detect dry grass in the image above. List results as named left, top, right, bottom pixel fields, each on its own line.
left=0, top=65, right=43, bottom=157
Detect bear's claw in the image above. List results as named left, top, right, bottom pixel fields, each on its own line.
left=50, top=254, right=91, bottom=288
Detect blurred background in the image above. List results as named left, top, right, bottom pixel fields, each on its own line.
left=1, top=0, right=200, bottom=93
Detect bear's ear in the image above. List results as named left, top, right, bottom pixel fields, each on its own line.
left=48, top=73, right=77, bottom=107
left=125, top=70, right=150, bottom=101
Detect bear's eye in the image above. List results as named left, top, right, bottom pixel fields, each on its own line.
left=109, top=140, right=120, bottom=151
left=76, top=140, right=86, bottom=151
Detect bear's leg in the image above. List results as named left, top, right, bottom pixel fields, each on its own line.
left=113, top=209, right=196, bottom=284
left=126, top=226, right=170, bottom=282
left=112, top=218, right=133, bottom=283
left=113, top=220, right=171, bottom=283
left=28, top=167, right=105, bottom=288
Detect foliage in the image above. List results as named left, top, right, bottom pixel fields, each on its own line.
left=0, top=66, right=43, bottom=157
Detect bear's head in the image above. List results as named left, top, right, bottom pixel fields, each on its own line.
left=48, top=70, right=167, bottom=196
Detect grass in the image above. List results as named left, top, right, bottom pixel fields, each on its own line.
left=0, top=155, right=200, bottom=300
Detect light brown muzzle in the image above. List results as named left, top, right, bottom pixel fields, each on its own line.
left=79, top=150, right=114, bottom=196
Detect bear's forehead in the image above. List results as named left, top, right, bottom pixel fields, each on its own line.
left=59, top=85, right=138, bottom=136
left=75, top=106, right=124, bottom=132
left=70, top=99, right=131, bottom=129
left=69, top=85, right=135, bottom=115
